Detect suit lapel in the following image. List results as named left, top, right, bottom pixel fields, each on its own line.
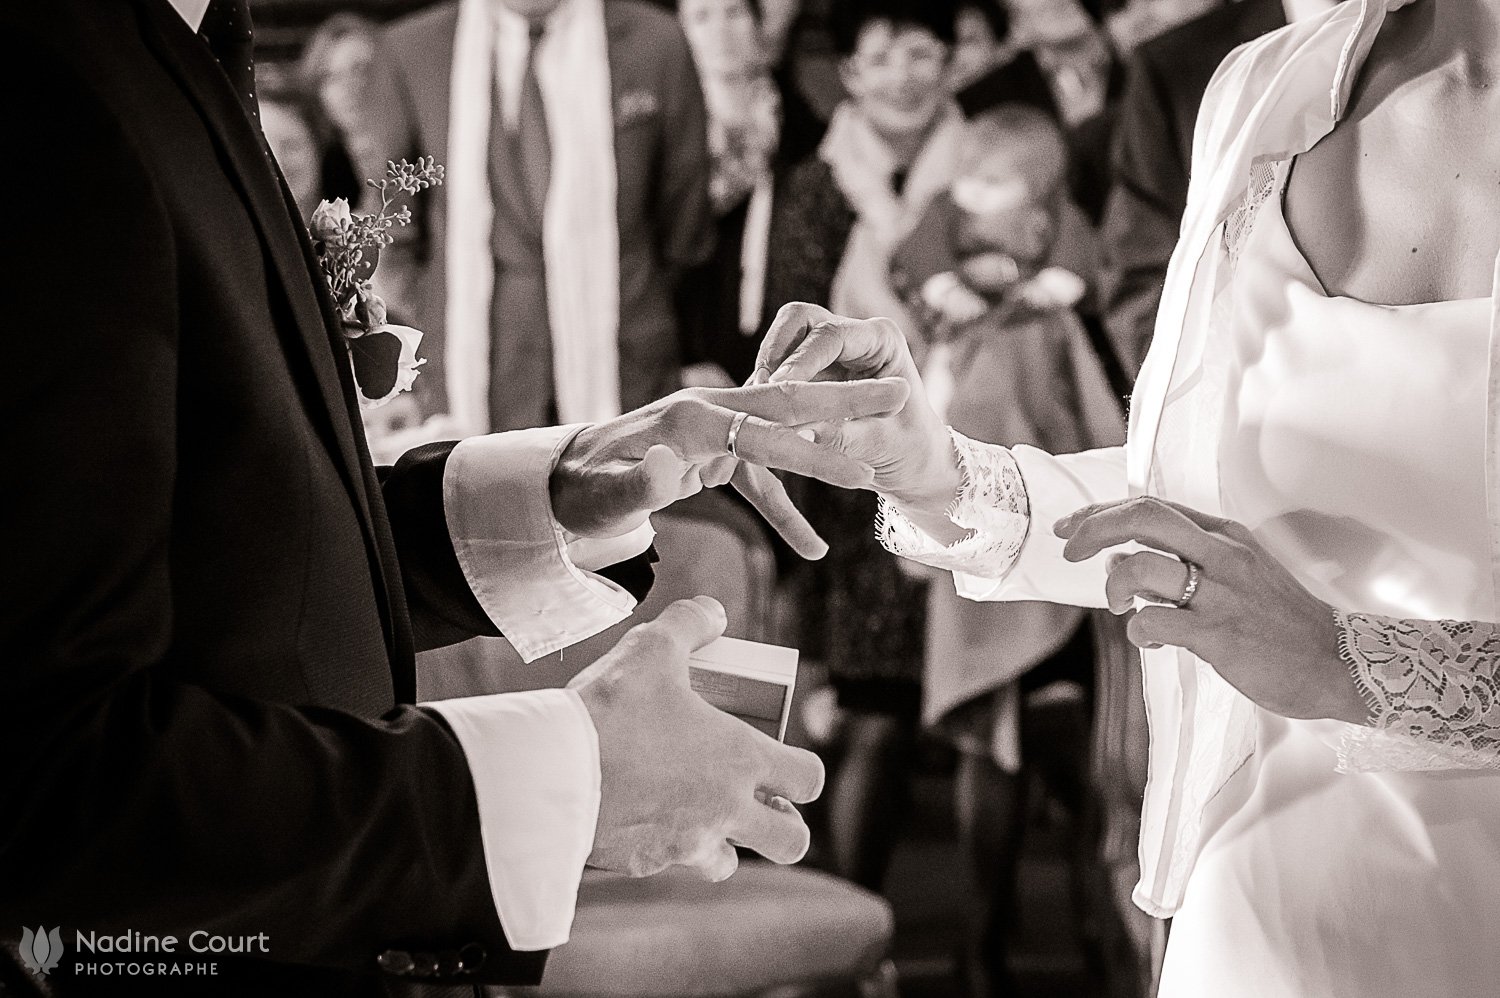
left=134, top=0, right=401, bottom=656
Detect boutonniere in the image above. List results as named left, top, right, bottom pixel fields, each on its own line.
left=310, top=157, right=444, bottom=409
left=615, top=89, right=659, bottom=128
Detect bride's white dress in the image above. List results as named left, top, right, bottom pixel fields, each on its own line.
left=1153, top=163, right=1500, bottom=996
left=876, top=147, right=1500, bottom=998
left=877, top=4, right=1500, bottom=991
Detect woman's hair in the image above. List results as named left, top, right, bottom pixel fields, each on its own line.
left=829, top=0, right=959, bottom=56
left=958, top=0, right=1010, bottom=45
left=297, top=12, right=378, bottom=94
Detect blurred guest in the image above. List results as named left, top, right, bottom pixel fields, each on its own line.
left=676, top=0, right=824, bottom=387
left=892, top=105, right=1124, bottom=998
left=764, top=0, right=961, bottom=893
left=358, top=0, right=713, bottom=434
left=1097, top=0, right=1328, bottom=378
left=298, top=13, right=380, bottom=203
left=258, top=84, right=323, bottom=216
left=1003, top=0, right=1113, bottom=128
left=949, top=0, right=1058, bottom=121
left=1103, top=0, right=1220, bottom=55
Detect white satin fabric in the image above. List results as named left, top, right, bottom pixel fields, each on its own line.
left=1154, top=160, right=1500, bottom=997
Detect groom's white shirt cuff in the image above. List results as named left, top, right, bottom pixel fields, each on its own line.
left=424, top=689, right=600, bottom=951
left=433, top=425, right=651, bottom=950
left=443, top=424, right=654, bottom=661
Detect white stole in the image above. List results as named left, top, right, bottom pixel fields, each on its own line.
left=817, top=102, right=965, bottom=366
left=445, top=0, right=620, bottom=436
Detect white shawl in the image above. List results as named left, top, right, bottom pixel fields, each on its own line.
left=445, top=0, right=620, bottom=436
left=818, top=101, right=966, bottom=365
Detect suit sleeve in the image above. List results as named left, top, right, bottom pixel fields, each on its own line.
left=0, top=39, right=543, bottom=986
left=1097, top=49, right=1187, bottom=380
left=654, top=22, right=715, bottom=272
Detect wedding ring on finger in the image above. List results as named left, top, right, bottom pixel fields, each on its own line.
left=1173, top=561, right=1202, bottom=609
left=725, top=410, right=750, bottom=459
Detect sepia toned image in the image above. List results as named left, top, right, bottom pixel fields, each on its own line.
left=3, top=1, right=1497, bottom=997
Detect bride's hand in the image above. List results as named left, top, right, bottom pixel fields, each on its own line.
left=750, top=302, right=962, bottom=517
left=1055, top=496, right=1370, bottom=725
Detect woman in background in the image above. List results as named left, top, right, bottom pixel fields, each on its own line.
left=764, top=0, right=961, bottom=893
left=298, top=13, right=379, bottom=203
left=676, top=0, right=824, bottom=388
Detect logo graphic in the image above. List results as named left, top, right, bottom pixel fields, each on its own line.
left=19, top=927, right=64, bottom=976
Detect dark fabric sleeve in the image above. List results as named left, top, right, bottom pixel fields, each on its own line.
left=655, top=21, right=716, bottom=272
left=1096, top=48, right=1188, bottom=380
left=891, top=195, right=963, bottom=297
left=0, top=36, right=542, bottom=986
left=763, top=157, right=855, bottom=315
left=957, top=49, right=1061, bottom=122
left=379, top=443, right=657, bottom=653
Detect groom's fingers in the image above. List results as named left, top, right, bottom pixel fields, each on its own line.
left=730, top=795, right=811, bottom=866
left=757, top=740, right=825, bottom=805
left=617, top=444, right=689, bottom=513
left=706, top=412, right=874, bottom=488
left=730, top=462, right=828, bottom=560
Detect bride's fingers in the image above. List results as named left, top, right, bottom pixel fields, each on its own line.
left=731, top=462, right=828, bottom=560
left=1105, top=551, right=1194, bottom=615
left=753, top=302, right=835, bottom=383
left=1060, top=496, right=1228, bottom=570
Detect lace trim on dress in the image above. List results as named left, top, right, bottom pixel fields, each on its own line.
left=875, top=428, right=1031, bottom=580
left=1333, top=610, right=1500, bottom=772
left=1223, top=159, right=1281, bottom=266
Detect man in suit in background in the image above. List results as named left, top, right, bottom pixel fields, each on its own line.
left=0, top=1, right=900, bottom=993
left=1097, top=0, right=1298, bottom=378
left=359, top=0, right=714, bottom=436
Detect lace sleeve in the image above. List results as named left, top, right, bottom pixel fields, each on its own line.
left=875, top=428, right=1030, bottom=580
left=1334, top=610, right=1500, bottom=773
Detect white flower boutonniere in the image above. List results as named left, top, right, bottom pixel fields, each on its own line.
left=310, top=158, right=444, bottom=409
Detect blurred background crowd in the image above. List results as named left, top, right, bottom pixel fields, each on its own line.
left=249, top=1, right=1305, bottom=995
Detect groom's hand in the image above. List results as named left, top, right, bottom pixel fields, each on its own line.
left=749, top=303, right=962, bottom=518
left=569, top=597, right=824, bottom=880
left=549, top=379, right=910, bottom=559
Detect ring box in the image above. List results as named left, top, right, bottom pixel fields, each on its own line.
left=688, top=637, right=799, bottom=742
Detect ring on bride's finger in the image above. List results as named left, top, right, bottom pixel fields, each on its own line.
left=1173, top=561, right=1201, bottom=609
left=726, top=411, right=750, bottom=459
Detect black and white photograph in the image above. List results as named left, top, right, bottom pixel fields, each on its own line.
left=3, top=0, right=1497, bottom=996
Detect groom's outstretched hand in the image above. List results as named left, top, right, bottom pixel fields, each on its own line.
left=550, top=378, right=910, bottom=559
left=569, top=597, right=824, bottom=880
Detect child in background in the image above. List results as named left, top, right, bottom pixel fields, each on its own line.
left=893, top=103, right=1125, bottom=998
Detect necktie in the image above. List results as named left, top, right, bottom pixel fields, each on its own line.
left=514, top=21, right=551, bottom=217
left=199, top=0, right=259, bottom=120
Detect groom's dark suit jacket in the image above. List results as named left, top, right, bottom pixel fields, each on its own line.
left=0, top=2, right=649, bottom=994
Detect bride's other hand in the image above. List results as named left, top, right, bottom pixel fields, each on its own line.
left=1055, top=496, right=1370, bottom=725
left=748, top=302, right=963, bottom=520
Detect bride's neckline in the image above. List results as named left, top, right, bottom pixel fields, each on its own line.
left=1274, top=160, right=1492, bottom=309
